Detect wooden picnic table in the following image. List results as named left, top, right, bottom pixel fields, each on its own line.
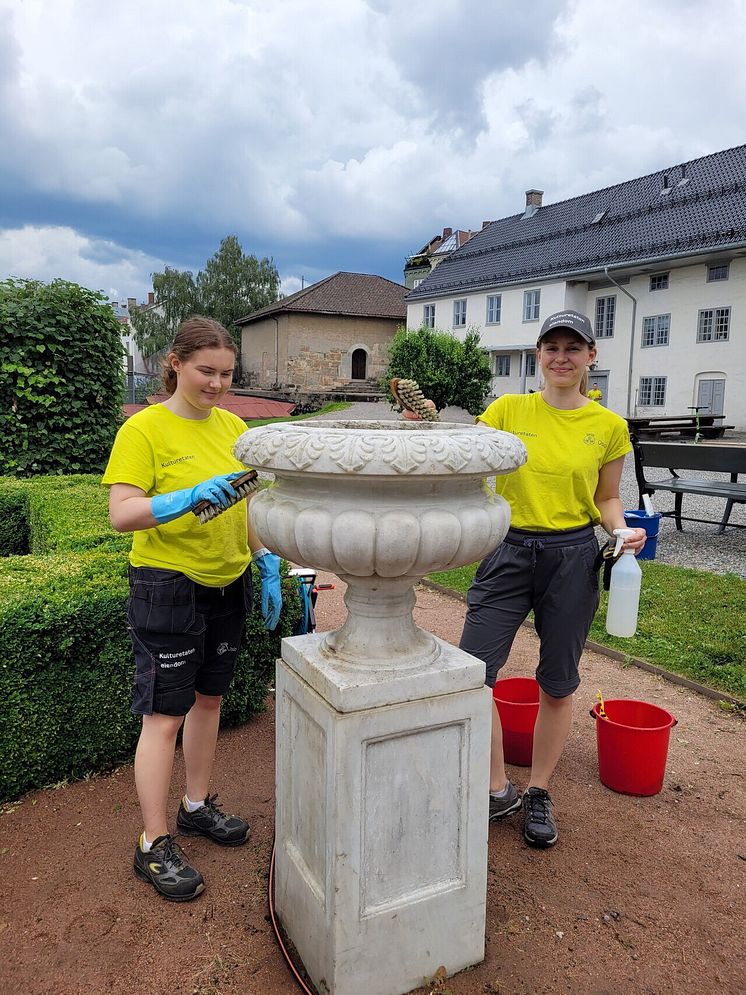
left=627, top=414, right=734, bottom=439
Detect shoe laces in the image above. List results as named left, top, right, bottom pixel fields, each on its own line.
left=157, top=834, right=187, bottom=871
left=525, top=788, right=552, bottom=824
left=203, top=793, right=225, bottom=817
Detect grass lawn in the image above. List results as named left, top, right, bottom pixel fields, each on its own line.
left=426, top=560, right=746, bottom=701
left=244, top=401, right=351, bottom=429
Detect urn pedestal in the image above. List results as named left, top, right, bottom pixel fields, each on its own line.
left=235, top=420, right=526, bottom=995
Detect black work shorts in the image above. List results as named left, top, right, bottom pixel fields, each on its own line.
left=126, top=566, right=253, bottom=717
left=459, top=524, right=600, bottom=698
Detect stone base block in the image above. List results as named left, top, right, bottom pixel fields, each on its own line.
left=274, top=652, right=491, bottom=995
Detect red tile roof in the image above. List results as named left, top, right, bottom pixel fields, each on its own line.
left=123, top=394, right=295, bottom=420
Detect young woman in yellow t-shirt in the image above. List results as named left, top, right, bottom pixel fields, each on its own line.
left=103, top=316, right=282, bottom=901
left=462, top=309, right=646, bottom=848
left=407, top=309, right=646, bottom=848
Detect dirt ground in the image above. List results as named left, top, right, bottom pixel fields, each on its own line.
left=2, top=575, right=744, bottom=995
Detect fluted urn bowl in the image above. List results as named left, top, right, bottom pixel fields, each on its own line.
left=235, top=420, right=526, bottom=670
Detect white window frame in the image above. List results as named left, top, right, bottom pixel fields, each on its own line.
left=525, top=354, right=536, bottom=377
left=423, top=304, right=435, bottom=329
left=697, top=307, right=730, bottom=343
left=452, top=299, right=467, bottom=328
left=649, top=273, right=669, bottom=291
left=706, top=263, right=729, bottom=283
left=642, top=314, right=670, bottom=348
left=523, top=289, right=541, bottom=322
left=494, top=355, right=511, bottom=376
left=595, top=295, right=616, bottom=338
left=486, top=294, right=502, bottom=325
left=639, top=376, right=667, bottom=406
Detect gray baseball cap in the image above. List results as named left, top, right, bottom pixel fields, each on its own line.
left=537, top=309, right=595, bottom=345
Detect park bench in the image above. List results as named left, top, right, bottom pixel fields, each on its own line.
left=631, top=439, right=746, bottom=533
left=626, top=414, right=735, bottom=440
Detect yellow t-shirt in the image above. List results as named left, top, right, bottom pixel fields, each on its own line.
left=587, top=388, right=603, bottom=402
left=478, top=393, right=631, bottom=531
left=102, top=404, right=251, bottom=586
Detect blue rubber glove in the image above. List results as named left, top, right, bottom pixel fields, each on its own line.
left=151, top=471, right=246, bottom=525
left=253, top=547, right=283, bottom=630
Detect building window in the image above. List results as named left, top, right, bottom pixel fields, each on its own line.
left=649, top=273, right=669, bottom=291
left=453, top=299, right=467, bottom=327
left=523, top=289, right=541, bottom=321
left=639, top=376, right=667, bottom=406
left=707, top=263, right=729, bottom=282
left=697, top=307, right=730, bottom=342
left=494, top=355, right=511, bottom=376
left=412, top=278, right=423, bottom=288
left=423, top=304, right=435, bottom=329
left=486, top=294, right=501, bottom=324
left=642, top=314, right=670, bottom=348
left=525, top=354, right=536, bottom=377
left=595, top=295, right=616, bottom=338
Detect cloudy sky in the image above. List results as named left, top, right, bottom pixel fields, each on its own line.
left=1, top=0, right=744, bottom=302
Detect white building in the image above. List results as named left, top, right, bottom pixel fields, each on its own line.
left=406, top=147, right=746, bottom=430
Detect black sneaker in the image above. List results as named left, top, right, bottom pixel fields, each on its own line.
left=522, top=787, right=558, bottom=848
left=133, top=834, right=205, bottom=902
left=175, top=794, right=250, bottom=846
left=489, top=781, right=522, bottom=821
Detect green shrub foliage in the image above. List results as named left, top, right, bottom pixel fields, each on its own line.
left=383, top=324, right=493, bottom=415
left=0, top=476, right=300, bottom=801
left=0, top=279, right=125, bottom=476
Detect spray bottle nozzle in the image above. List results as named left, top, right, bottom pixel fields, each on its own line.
left=612, top=528, right=635, bottom=557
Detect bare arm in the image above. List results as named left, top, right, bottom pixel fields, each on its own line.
left=594, top=456, right=646, bottom=554
left=109, top=483, right=159, bottom=532
left=247, top=493, right=267, bottom=554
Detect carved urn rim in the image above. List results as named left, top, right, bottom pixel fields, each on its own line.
left=235, top=419, right=527, bottom=477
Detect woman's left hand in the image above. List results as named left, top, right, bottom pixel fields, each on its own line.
left=621, top=527, right=648, bottom=555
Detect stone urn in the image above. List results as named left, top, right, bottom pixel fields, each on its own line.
left=235, top=419, right=526, bottom=672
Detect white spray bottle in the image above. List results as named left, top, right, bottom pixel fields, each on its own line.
left=605, top=528, right=642, bottom=638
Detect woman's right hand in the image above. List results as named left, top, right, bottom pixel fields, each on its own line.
left=401, top=399, right=436, bottom=420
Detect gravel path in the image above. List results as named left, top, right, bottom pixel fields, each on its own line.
left=308, top=400, right=746, bottom=577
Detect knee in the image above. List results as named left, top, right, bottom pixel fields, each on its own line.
left=141, top=712, right=184, bottom=741
left=193, top=691, right=223, bottom=713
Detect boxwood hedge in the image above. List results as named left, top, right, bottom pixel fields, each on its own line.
left=0, top=475, right=300, bottom=802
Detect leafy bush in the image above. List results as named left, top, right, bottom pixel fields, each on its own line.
left=0, top=279, right=125, bottom=476
left=0, top=476, right=300, bottom=801
left=382, top=324, right=493, bottom=415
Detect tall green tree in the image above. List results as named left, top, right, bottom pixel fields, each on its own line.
left=130, top=235, right=280, bottom=362
left=0, top=279, right=124, bottom=475
left=383, top=325, right=493, bottom=415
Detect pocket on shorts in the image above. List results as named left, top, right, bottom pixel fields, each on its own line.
left=128, top=567, right=199, bottom=635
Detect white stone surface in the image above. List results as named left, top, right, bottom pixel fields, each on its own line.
left=234, top=419, right=526, bottom=994
left=274, top=656, right=492, bottom=995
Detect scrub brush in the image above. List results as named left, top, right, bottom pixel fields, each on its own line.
left=192, top=470, right=260, bottom=525
left=390, top=378, right=440, bottom=421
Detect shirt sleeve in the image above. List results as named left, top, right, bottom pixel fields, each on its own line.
left=476, top=395, right=507, bottom=431
left=101, top=419, right=156, bottom=493
left=603, top=416, right=632, bottom=465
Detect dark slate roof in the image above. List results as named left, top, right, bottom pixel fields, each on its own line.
left=408, top=145, right=746, bottom=301
left=236, top=272, right=407, bottom=324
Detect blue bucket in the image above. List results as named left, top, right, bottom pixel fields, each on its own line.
left=624, top=510, right=662, bottom=560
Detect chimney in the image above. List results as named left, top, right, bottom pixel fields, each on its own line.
left=147, top=292, right=155, bottom=306
left=523, top=189, right=544, bottom=219
left=127, top=297, right=136, bottom=311
left=442, top=227, right=453, bottom=239
left=481, top=220, right=491, bottom=230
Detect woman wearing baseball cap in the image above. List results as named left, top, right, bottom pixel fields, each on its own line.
left=458, top=309, right=646, bottom=848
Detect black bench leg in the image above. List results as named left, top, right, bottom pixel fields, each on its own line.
left=674, top=492, right=683, bottom=531
left=717, top=499, right=734, bottom=535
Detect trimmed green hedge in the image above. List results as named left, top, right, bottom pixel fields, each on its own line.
left=0, top=476, right=300, bottom=802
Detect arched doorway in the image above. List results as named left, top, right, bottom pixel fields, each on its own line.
left=351, top=348, right=367, bottom=380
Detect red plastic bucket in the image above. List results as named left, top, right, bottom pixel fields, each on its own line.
left=493, top=677, right=540, bottom=766
left=590, top=699, right=677, bottom=796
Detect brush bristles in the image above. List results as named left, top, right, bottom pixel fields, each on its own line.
left=193, top=471, right=260, bottom=525
left=390, top=377, right=440, bottom=421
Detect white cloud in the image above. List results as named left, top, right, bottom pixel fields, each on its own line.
left=0, top=0, right=744, bottom=273
left=0, top=225, right=165, bottom=301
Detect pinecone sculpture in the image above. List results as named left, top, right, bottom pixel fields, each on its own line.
left=389, top=378, right=440, bottom=421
